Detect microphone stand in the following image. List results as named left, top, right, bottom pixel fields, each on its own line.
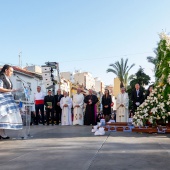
left=16, top=76, right=32, bottom=91
left=16, top=76, right=32, bottom=140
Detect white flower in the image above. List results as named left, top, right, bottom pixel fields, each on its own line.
left=157, top=116, right=161, bottom=120
left=159, top=103, right=165, bottom=109
left=159, top=32, right=168, bottom=40
left=168, top=112, right=170, bottom=115
left=137, top=119, right=140, bottom=122
left=168, top=61, right=170, bottom=67
left=143, top=108, right=148, bottom=114
left=168, top=94, right=170, bottom=99
left=162, top=116, right=166, bottom=119
left=163, top=85, right=166, bottom=90
left=144, top=113, right=148, bottom=117
left=154, top=97, right=157, bottom=100
left=168, top=75, right=170, bottom=84
left=149, top=118, right=153, bottom=124
left=167, top=102, right=170, bottom=105
left=151, top=107, right=157, bottom=114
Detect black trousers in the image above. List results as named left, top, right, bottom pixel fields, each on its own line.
left=55, top=107, right=62, bottom=125
left=46, top=109, right=54, bottom=125
left=35, top=104, right=44, bottom=125
left=132, top=104, right=139, bottom=113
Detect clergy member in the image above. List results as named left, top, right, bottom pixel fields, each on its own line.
left=44, top=89, right=54, bottom=125
left=60, top=91, right=72, bottom=125
left=84, top=89, right=98, bottom=125
left=116, top=87, right=129, bottom=122
left=73, top=87, right=84, bottom=125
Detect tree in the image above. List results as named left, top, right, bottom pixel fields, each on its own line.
left=106, top=58, right=135, bottom=88
left=127, top=67, right=151, bottom=110
left=129, top=67, right=151, bottom=88
left=146, top=49, right=158, bottom=73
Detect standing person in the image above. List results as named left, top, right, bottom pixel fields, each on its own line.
left=102, top=89, right=112, bottom=122
left=84, top=89, right=98, bottom=125
left=0, top=64, right=22, bottom=139
left=112, top=95, right=117, bottom=122
left=34, top=86, right=45, bottom=125
left=131, top=83, right=144, bottom=112
left=116, top=87, right=129, bottom=122
left=54, top=89, right=63, bottom=125
left=44, top=90, right=54, bottom=125
left=60, top=91, right=72, bottom=125
left=73, top=87, right=84, bottom=125
left=145, top=85, right=153, bottom=100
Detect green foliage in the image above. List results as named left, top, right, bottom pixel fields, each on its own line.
left=133, top=32, right=170, bottom=127
left=129, top=67, right=150, bottom=88
left=107, top=58, right=135, bottom=88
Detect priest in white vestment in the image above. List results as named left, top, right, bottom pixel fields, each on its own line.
left=73, top=88, right=84, bottom=125
left=116, top=87, right=129, bottom=122
left=60, top=91, right=72, bottom=125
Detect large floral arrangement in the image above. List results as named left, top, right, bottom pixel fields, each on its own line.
left=133, top=32, right=170, bottom=127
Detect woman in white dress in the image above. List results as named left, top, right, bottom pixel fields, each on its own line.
left=0, top=64, right=22, bottom=139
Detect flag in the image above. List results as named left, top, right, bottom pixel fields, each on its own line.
left=18, top=101, right=23, bottom=108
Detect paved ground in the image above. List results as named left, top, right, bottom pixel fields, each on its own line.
left=0, top=125, right=170, bottom=170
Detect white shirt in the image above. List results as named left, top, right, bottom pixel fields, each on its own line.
left=34, top=91, right=45, bottom=100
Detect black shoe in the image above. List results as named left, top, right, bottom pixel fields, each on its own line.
left=0, top=136, right=10, bottom=139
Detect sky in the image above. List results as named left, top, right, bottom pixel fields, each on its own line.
left=0, top=0, right=170, bottom=86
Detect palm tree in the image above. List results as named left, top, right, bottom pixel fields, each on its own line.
left=107, top=58, right=135, bottom=88
left=146, top=49, right=158, bottom=73
left=147, top=56, right=157, bottom=65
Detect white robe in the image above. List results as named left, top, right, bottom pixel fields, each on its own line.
left=116, top=92, right=129, bottom=122
left=73, top=93, right=84, bottom=125
left=60, top=96, right=72, bottom=125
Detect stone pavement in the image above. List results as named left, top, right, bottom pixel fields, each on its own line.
left=0, top=125, right=170, bottom=170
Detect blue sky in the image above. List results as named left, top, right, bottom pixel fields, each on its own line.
left=0, top=0, right=170, bottom=85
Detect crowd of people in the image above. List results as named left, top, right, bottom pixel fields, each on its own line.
left=33, top=82, right=150, bottom=126
left=0, top=64, right=153, bottom=140
left=34, top=87, right=99, bottom=126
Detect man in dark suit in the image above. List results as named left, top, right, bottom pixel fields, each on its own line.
left=84, top=89, right=98, bottom=125
left=131, top=83, right=144, bottom=112
left=44, top=90, right=54, bottom=125
left=54, top=89, right=64, bottom=125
